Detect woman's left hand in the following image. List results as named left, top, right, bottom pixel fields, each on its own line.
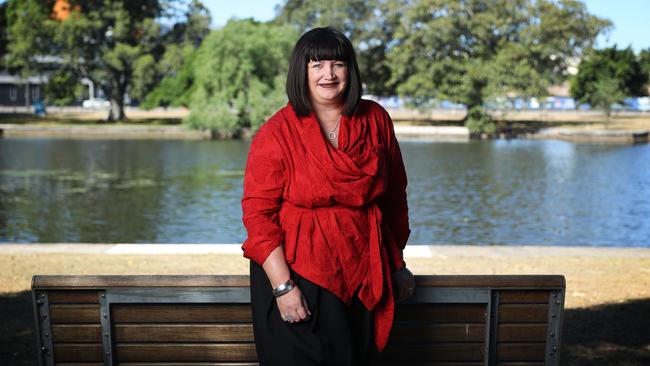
left=392, top=266, right=415, bottom=302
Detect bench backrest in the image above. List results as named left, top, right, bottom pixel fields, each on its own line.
left=32, top=275, right=565, bottom=366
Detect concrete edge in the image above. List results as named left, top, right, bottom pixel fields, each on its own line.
left=1, top=243, right=649, bottom=258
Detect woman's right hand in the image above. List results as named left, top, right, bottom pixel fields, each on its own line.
left=276, top=285, right=311, bottom=323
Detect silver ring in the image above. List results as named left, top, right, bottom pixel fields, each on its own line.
left=283, top=313, right=294, bottom=322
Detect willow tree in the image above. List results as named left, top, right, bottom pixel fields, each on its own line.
left=185, top=19, right=298, bottom=136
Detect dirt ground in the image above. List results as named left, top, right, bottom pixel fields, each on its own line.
left=1, top=249, right=649, bottom=365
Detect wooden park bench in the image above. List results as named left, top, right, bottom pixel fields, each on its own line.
left=32, top=274, right=565, bottom=365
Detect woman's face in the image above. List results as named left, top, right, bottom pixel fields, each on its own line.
left=307, top=59, right=348, bottom=107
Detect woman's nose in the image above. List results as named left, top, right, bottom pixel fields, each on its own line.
left=325, top=64, right=336, bottom=78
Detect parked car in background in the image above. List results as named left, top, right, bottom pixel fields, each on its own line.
left=82, top=98, right=111, bottom=108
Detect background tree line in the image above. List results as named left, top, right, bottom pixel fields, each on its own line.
left=3, top=0, right=211, bottom=120
left=2, top=0, right=649, bottom=134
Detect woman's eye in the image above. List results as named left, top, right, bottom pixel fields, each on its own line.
left=312, top=64, right=321, bottom=69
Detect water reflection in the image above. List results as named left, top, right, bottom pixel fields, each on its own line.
left=1, top=138, right=648, bottom=246
left=402, top=140, right=650, bottom=246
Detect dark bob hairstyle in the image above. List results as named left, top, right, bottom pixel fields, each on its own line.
left=286, top=27, right=362, bottom=117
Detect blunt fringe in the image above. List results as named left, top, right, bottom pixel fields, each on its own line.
left=286, top=27, right=362, bottom=117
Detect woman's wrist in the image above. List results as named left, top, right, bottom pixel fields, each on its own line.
left=272, top=278, right=296, bottom=298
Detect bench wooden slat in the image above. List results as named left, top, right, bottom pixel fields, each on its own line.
left=53, top=343, right=103, bottom=362
left=381, top=343, right=485, bottom=361
left=47, top=291, right=100, bottom=304
left=497, top=324, right=548, bottom=342
left=496, top=343, right=546, bottom=361
left=33, top=275, right=251, bottom=288
left=119, top=364, right=260, bottom=366
left=390, top=323, right=485, bottom=342
left=498, top=291, right=550, bottom=304
left=55, top=363, right=104, bottom=366
left=111, top=304, right=252, bottom=323
left=415, top=275, right=564, bottom=288
left=115, top=343, right=257, bottom=362
left=498, top=304, right=549, bottom=323
left=50, top=304, right=100, bottom=324
left=32, top=274, right=564, bottom=289
left=52, top=324, right=102, bottom=342
left=114, top=324, right=254, bottom=342
left=395, top=304, right=486, bottom=323
left=375, top=363, right=484, bottom=366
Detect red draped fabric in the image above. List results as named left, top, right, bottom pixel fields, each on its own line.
left=241, top=99, right=410, bottom=351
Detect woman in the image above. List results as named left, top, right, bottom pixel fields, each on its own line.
left=241, top=27, right=414, bottom=366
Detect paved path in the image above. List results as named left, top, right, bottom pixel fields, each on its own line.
left=1, top=243, right=648, bottom=258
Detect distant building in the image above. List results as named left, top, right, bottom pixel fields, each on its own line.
left=0, top=72, right=45, bottom=107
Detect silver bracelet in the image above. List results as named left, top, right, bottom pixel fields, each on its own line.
left=272, top=279, right=295, bottom=298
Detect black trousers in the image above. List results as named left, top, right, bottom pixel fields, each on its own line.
left=250, top=261, right=378, bottom=366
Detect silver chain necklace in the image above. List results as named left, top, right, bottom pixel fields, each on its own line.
left=327, top=115, right=342, bottom=140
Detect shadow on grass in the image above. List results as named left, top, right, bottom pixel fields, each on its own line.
left=1, top=291, right=648, bottom=365
left=562, top=298, right=650, bottom=366
left=0, top=291, right=37, bottom=366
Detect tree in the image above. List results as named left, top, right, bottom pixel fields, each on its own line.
left=44, top=68, right=83, bottom=106
left=185, top=19, right=298, bottom=136
left=0, top=2, right=9, bottom=69
left=139, top=0, right=211, bottom=109
left=4, top=0, right=53, bottom=76
left=639, top=48, right=650, bottom=86
left=5, top=0, right=208, bottom=121
left=140, top=45, right=197, bottom=109
left=388, top=0, right=610, bottom=133
left=570, top=46, right=648, bottom=118
left=590, top=76, right=625, bottom=122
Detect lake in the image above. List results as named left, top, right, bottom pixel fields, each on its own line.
left=1, top=138, right=648, bottom=246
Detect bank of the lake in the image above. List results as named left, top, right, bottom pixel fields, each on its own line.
left=2, top=107, right=650, bottom=142
left=1, top=243, right=649, bottom=365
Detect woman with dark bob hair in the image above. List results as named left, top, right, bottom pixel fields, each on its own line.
left=242, top=27, right=414, bottom=366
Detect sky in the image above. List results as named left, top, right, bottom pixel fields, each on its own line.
left=202, top=0, right=650, bottom=52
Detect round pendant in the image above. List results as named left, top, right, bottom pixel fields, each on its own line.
left=328, top=131, right=336, bottom=140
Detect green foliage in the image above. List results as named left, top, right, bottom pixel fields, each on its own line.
left=4, top=0, right=53, bottom=76
left=465, top=106, right=496, bottom=135
left=0, top=2, right=8, bottom=69
left=44, top=69, right=82, bottom=106
left=592, top=76, right=626, bottom=121
left=185, top=19, right=297, bottom=135
left=388, top=0, right=609, bottom=133
left=139, top=1, right=211, bottom=110
left=638, top=48, right=650, bottom=85
left=141, top=45, right=197, bottom=109
left=570, top=46, right=648, bottom=113
left=131, top=54, right=158, bottom=102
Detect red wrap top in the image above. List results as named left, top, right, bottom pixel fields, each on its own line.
left=241, top=99, right=410, bottom=351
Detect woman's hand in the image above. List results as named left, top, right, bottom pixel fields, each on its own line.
left=392, top=266, right=415, bottom=303
left=276, top=285, right=311, bottom=323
